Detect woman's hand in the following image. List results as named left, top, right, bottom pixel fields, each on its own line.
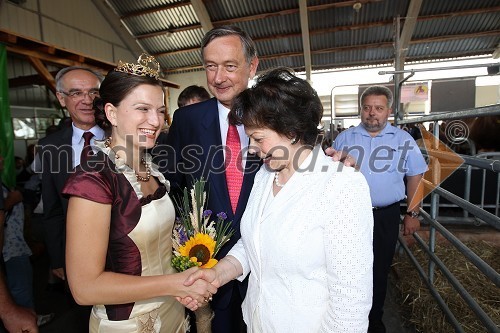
left=184, top=268, right=219, bottom=288
left=176, top=268, right=218, bottom=311
left=176, top=267, right=217, bottom=305
left=176, top=295, right=204, bottom=311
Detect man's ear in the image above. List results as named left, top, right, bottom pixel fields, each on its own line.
left=104, top=104, right=117, bottom=126
left=56, top=92, right=67, bottom=108
left=387, top=108, right=393, bottom=118
left=249, top=56, right=259, bottom=79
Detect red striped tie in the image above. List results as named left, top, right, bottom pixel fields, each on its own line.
left=225, top=124, right=243, bottom=213
left=81, top=131, right=94, bottom=164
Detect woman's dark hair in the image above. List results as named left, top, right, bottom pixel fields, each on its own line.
left=93, top=70, right=163, bottom=133
left=229, top=67, right=323, bottom=146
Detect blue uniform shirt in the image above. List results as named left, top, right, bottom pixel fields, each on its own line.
left=333, top=123, right=428, bottom=207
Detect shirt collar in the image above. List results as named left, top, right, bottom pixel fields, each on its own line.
left=72, top=123, right=105, bottom=142
left=217, top=100, right=230, bottom=124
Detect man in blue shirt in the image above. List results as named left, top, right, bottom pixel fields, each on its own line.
left=333, top=85, right=427, bottom=333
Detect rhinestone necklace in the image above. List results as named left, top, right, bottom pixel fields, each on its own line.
left=274, top=171, right=285, bottom=188
left=104, top=137, right=151, bottom=182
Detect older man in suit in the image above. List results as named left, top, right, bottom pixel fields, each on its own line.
left=158, top=25, right=260, bottom=332
left=38, top=67, right=104, bottom=283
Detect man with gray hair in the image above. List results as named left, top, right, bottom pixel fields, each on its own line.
left=333, top=85, right=427, bottom=333
left=38, top=66, right=104, bottom=284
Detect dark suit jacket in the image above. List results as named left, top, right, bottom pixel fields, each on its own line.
left=38, top=127, right=74, bottom=270
left=156, top=97, right=261, bottom=309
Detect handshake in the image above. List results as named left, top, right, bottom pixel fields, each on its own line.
left=175, top=255, right=241, bottom=311
left=175, top=266, right=220, bottom=311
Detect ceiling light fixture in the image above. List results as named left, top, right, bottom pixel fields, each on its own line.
left=353, top=2, right=362, bottom=13
left=165, top=24, right=174, bottom=38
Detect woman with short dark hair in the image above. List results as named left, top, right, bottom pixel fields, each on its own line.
left=184, top=67, right=374, bottom=332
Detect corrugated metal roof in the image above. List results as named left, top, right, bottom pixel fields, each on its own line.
left=90, top=0, right=500, bottom=75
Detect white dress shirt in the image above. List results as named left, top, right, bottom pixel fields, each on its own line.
left=71, top=124, right=105, bottom=168
left=228, top=146, right=374, bottom=332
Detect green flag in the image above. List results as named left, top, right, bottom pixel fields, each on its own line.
left=0, top=43, right=15, bottom=188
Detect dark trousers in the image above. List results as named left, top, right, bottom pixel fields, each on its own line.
left=369, top=203, right=400, bottom=322
left=211, top=284, right=246, bottom=333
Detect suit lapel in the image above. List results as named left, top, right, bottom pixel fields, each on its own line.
left=62, top=126, right=73, bottom=165
left=197, top=99, right=262, bottom=223
left=57, top=127, right=74, bottom=181
left=234, top=152, right=261, bottom=221
left=199, top=103, right=231, bottom=217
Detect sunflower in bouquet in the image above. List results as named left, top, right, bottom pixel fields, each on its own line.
left=172, top=178, right=234, bottom=272
left=172, top=179, right=233, bottom=332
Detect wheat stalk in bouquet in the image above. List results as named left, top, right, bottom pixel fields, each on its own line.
left=172, top=179, right=234, bottom=333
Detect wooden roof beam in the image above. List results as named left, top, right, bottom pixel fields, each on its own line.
left=134, top=1, right=383, bottom=39
left=133, top=4, right=500, bottom=40
left=9, top=71, right=59, bottom=88
left=27, top=56, right=56, bottom=95
left=120, top=0, right=191, bottom=20
left=1, top=29, right=180, bottom=88
left=136, top=23, right=202, bottom=40
left=0, top=30, right=17, bottom=44
left=164, top=30, right=500, bottom=74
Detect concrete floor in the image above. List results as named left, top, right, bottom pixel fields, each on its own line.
left=382, top=271, right=416, bottom=333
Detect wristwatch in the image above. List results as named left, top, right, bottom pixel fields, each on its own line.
left=406, top=210, right=420, bottom=218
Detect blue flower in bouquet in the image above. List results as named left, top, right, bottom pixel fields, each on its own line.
left=172, top=179, right=234, bottom=271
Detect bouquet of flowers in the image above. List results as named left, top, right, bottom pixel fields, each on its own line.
left=172, top=178, right=234, bottom=333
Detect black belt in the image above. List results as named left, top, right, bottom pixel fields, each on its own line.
left=372, top=201, right=400, bottom=210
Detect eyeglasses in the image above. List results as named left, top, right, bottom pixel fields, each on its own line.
left=59, top=90, right=100, bottom=101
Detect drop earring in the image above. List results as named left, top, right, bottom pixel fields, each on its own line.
left=290, top=137, right=297, bottom=144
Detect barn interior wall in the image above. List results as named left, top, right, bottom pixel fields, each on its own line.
left=1, top=0, right=136, bottom=65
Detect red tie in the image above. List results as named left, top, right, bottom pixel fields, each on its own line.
left=81, top=131, right=94, bottom=164
left=225, top=124, right=243, bottom=213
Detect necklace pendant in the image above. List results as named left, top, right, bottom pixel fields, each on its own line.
left=105, top=137, right=151, bottom=182
left=274, top=171, right=285, bottom=188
